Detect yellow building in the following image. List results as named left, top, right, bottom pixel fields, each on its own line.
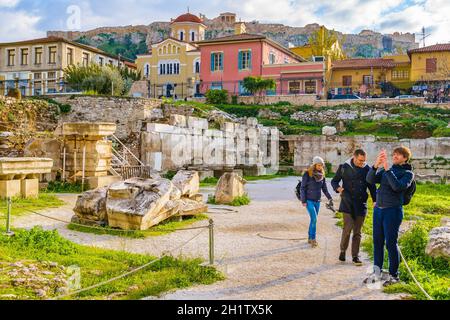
left=329, top=58, right=396, bottom=96
left=383, top=54, right=412, bottom=93
left=408, top=44, right=450, bottom=82
left=135, top=13, right=206, bottom=98
left=0, top=36, right=133, bottom=96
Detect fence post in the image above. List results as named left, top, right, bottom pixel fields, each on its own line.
left=4, top=197, right=14, bottom=237
left=208, top=219, right=215, bottom=265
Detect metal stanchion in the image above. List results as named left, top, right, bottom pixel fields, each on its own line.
left=4, top=197, right=14, bottom=237
left=208, top=219, right=215, bottom=265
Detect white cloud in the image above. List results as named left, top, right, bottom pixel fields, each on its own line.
left=0, top=0, right=20, bottom=7
left=0, top=11, right=44, bottom=42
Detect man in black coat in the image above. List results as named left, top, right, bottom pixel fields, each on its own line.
left=331, top=149, right=377, bottom=266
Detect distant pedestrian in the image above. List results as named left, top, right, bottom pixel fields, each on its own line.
left=365, top=146, right=415, bottom=287
left=331, top=149, right=377, bottom=266
left=300, top=156, right=334, bottom=248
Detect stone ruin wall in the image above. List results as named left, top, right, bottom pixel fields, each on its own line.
left=141, top=115, right=280, bottom=176
left=288, top=135, right=450, bottom=183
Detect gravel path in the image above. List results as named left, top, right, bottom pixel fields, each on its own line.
left=12, top=177, right=401, bottom=300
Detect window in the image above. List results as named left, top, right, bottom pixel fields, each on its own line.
left=99, top=57, right=104, bottom=66
left=35, top=47, right=43, bottom=64
left=108, top=60, right=113, bottom=66
left=195, top=61, right=200, bottom=73
left=342, top=75, right=352, bottom=86
left=288, top=81, right=301, bottom=94
left=21, top=48, right=28, bottom=65
left=34, top=73, right=41, bottom=80
left=82, top=53, right=89, bottom=66
left=191, top=31, right=195, bottom=42
left=238, top=81, right=250, bottom=95
left=210, top=52, right=223, bottom=71
left=392, top=70, right=409, bottom=80
left=47, top=72, right=56, bottom=79
left=304, top=80, right=317, bottom=94
left=363, top=75, right=373, bottom=86
left=48, top=46, right=57, bottom=64
left=269, top=52, right=276, bottom=64
left=239, top=50, right=252, bottom=70
left=179, top=31, right=184, bottom=41
left=426, top=58, right=437, bottom=73
left=144, top=64, right=150, bottom=77
left=67, top=48, right=73, bottom=65
left=210, top=82, right=223, bottom=90
left=7, top=49, right=15, bottom=66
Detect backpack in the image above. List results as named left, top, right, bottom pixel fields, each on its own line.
left=295, top=179, right=302, bottom=201
left=403, top=178, right=416, bottom=206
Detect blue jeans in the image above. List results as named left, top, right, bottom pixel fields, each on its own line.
left=373, top=206, right=403, bottom=277
left=306, top=200, right=321, bottom=240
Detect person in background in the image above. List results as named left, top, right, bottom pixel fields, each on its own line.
left=366, top=146, right=414, bottom=286
left=331, top=149, right=377, bottom=266
left=300, top=156, right=334, bottom=248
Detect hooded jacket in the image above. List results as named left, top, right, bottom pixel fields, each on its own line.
left=366, top=163, right=415, bottom=208
left=331, top=158, right=377, bottom=217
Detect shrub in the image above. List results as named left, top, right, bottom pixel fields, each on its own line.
left=59, top=104, right=72, bottom=113
left=231, top=95, right=238, bottom=105
left=205, top=89, right=229, bottom=104
left=433, top=127, right=450, bottom=137
left=6, top=88, right=21, bottom=100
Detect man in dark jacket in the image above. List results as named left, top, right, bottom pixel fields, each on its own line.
left=366, top=146, right=414, bottom=287
left=332, top=149, right=377, bottom=266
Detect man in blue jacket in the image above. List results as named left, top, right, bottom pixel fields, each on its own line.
left=366, top=146, right=414, bottom=286
left=331, top=149, right=377, bottom=266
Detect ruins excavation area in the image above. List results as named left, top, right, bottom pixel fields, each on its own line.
left=1, top=95, right=449, bottom=300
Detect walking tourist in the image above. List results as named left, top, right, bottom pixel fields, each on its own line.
left=300, top=156, right=334, bottom=248
left=331, top=149, right=377, bottom=266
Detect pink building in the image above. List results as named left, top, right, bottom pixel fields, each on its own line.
left=196, top=33, right=325, bottom=96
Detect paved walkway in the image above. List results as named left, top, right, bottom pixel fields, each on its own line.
left=12, top=177, right=400, bottom=300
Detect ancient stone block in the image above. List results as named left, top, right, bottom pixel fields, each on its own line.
left=172, top=171, right=200, bottom=198
left=214, top=172, right=246, bottom=204
left=169, top=114, right=188, bottom=127
left=0, top=180, right=21, bottom=198
left=20, top=179, right=39, bottom=198
left=73, top=187, right=108, bottom=225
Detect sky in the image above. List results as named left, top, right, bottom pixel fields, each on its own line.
left=0, top=0, right=449, bottom=45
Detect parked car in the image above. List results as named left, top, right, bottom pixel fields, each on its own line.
left=394, top=95, right=417, bottom=99
left=331, top=94, right=362, bottom=100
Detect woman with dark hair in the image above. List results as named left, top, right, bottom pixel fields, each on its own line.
left=300, top=156, right=334, bottom=248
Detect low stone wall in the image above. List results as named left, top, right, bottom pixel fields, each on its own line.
left=314, top=97, right=426, bottom=108
left=286, top=135, right=450, bottom=182
left=141, top=115, right=280, bottom=176
left=47, top=96, right=161, bottom=140
left=237, top=95, right=317, bottom=106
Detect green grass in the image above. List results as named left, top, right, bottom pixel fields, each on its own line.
left=0, top=226, right=223, bottom=300
left=68, top=214, right=209, bottom=238
left=200, top=177, right=219, bottom=187
left=43, top=181, right=86, bottom=194
left=0, top=194, right=65, bottom=221
left=207, top=194, right=251, bottom=207
left=337, top=183, right=450, bottom=300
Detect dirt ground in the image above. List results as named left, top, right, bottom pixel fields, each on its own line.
left=13, top=177, right=402, bottom=300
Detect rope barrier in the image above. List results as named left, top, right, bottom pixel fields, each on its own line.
left=51, top=228, right=208, bottom=300
left=256, top=233, right=308, bottom=241
left=397, top=245, right=434, bottom=300
left=6, top=205, right=210, bottom=234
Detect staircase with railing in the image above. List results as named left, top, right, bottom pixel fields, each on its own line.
left=109, top=134, right=155, bottom=180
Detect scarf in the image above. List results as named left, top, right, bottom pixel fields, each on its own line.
left=312, top=170, right=324, bottom=182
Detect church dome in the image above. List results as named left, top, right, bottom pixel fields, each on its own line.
left=172, top=13, right=203, bottom=24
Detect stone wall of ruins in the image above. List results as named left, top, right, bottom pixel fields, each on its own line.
left=288, top=135, right=450, bottom=183
left=141, top=115, right=280, bottom=176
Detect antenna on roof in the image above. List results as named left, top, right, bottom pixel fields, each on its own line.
left=187, top=6, right=190, bottom=13
left=419, top=26, right=431, bottom=47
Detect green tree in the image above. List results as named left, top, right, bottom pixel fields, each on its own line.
left=242, top=77, right=276, bottom=96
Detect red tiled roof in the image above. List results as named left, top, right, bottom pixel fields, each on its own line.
left=172, top=13, right=203, bottom=24
left=332, top=58, right=395, bottom=70
left=408, top=43, right=450, bottom=56
left=196, top=33, right=265, bottom=44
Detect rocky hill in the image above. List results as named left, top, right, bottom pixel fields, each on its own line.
left=47, top=14, right=419, bottom=60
